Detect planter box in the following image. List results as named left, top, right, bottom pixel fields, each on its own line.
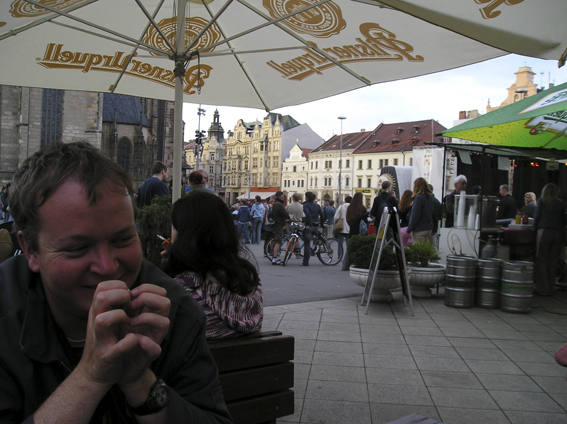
left=408, top=264, right=445, bottom=298
left=350, top=266, right=401, bottom=302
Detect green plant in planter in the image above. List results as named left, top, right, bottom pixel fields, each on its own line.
left=404, top=240, right=440, bottom=268
left=137, top=193, right=173, bottom=267
left=347, top=235, right=398, bottom=270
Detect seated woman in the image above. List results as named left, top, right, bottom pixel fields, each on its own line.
left=519, top=191, right=537, bottom=218
left=163, top=191, right=263, bottom=339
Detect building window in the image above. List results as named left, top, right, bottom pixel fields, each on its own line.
left=393, top=158, right=398, bottom=165
left=311, top=162, right=313, bottom=170
left=358, top=178, right=362, bottom=188
left=209, top=165, right=213, bottom=174
left=410, top=158, right=413, bottom=166
left=379, top=159, right=384, bottom=168
left=367, top=178, right=371, bottom=188
left=367, top=160, right=372, bottom=169
left=315, top=177, right=318, bottom=187
left=293, top=165, right=297, bottom=172
left=41, top=88, right=63, bottom=147
left=316, top=161, right=318, bottom=169
left=210, top=153, right=215, bottom=160
left=325, top=160, right=332, bottom=169
left=346, top=159, right=350, bottom=168
left=358, top=160, right=362, bottom=170
left=385, top=159, right=389, bottom=167
left=244, top=160, right=248, bottom=169
left=345, top=177, right=349, bottom=187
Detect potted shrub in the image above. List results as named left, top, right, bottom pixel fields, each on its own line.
left=404, top=240, right=446, bottom=298
left=348, top=235, right=401, bottom=302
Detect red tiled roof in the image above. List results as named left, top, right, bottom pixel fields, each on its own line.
left=354, top=120, right=447, bottom=154
left=301, top=148, right=313, bottom=158
left=311, top=131, right=372, bottom=153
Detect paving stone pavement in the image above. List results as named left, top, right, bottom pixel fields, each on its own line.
left=262, top=289, right=567, bottom=424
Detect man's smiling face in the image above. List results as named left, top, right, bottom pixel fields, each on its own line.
left=21, top=178, right=142, bottom=323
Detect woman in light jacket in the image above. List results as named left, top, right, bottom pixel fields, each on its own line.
left=334, top=195, right=352, bottom=271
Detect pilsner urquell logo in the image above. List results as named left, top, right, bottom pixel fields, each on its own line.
left=10, top=0, right=84, bottom=17
left=267, top=23, right=424, bottom=81
left=263, top=0, right=346, bottom=38
left=37, top=44, right=212, bottom=95
left=142, top=17, right=222, bottom=55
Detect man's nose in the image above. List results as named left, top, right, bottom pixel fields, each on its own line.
left=90, top=247, right=119, bottom=276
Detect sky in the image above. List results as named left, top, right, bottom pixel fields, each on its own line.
left=182, top=54, right=567, bottom=143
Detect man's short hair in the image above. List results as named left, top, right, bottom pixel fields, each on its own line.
left=188, top=171, right=204, bottom=186
left=454, top=175, right=467, bottom=185
left=345, top=196, right=353, bottom=203
left=151, top=161, right=168, bottom=176
left=292, top=193, right=301, bottom=202
left=329, top=200, right=335, bottom=206
left=255, top=195, right=262, bottom=202
left=305, top=192, right=316, bottom=202
left=11, top=141, right=134, bottom=252
left=275, top=191, right=284, bottom=198
left=501, top=184, right=509, bottom=193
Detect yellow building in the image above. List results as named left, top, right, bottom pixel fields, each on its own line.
left=486, top=65, right=539, bottom=112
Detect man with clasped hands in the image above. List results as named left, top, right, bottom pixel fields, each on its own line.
left=0, top=142, right=231, bottom=423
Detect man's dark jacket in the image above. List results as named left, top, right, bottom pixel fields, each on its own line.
left=0, top=255, right=232, bottom=424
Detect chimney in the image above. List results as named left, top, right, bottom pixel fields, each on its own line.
left=360, top=128, right=365, bottom=132
left=459, top=111, right=466, bottom=119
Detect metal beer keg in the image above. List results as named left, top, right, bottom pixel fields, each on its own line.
left=501, top=261, right=534, bottom=313
left=475, top=258, right=502, bottom=308
left=444, top=256, right=476, bottom=308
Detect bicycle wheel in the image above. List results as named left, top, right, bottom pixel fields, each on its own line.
left=317, top=237, right=344, bottom=266
left=264, top=237, right=275, bottom=260
left=265, top=236, right=291, bottom=262
left=282, top=236, right=298, bottom=266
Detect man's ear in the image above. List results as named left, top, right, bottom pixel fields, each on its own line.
left=17, top=231, right=40, bottom=273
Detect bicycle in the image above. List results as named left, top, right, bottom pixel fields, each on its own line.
left=264, top=222, right=305, bottom=265
left=265, top=223, right=344, bottom=266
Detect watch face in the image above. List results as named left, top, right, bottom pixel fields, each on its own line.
left=155, top=386, right=169, bottom=407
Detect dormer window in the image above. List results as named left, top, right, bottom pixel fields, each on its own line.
left=397, top=127, right=404, bottom=133
left=413, top=125, right=420, bottom=132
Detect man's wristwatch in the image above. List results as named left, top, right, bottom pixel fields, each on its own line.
left=130, top=378, right=169, bottom=416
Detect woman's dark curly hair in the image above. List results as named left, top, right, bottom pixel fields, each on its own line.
left=164, top=191, right=259, bottom=295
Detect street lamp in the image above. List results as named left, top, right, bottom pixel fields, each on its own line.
left=338, top=116, right=346, bottom=204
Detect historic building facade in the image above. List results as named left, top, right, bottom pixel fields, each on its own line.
left=0, top=86, right=175, bottom=188
left=486, top=65, right=540, bottom=113
left=308, top=131, right=370, bottom=204
left=352, top=119, right=447, bottom=207
left=185, top=109, right=226, bottom=196
left=222, top=113, right=323, bottom=204
left=281, top=144, right=311, bottom=200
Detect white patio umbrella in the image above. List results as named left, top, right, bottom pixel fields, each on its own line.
left=1, top=0, right=565, bottom=201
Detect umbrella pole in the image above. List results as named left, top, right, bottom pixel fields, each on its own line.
left=172, top=61, right=184, bottom=204
left=172, top=0, right=187, bottom=204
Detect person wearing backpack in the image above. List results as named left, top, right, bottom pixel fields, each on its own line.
left=250, top=196, right=265, bottom=245
left=237, top=200, right=252, bottom=244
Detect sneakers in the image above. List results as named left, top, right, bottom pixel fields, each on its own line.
left=272, top=258, right=283, bottom=266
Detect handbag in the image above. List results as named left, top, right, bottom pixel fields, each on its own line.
left=359, top=219, right=368, bottom=236
left=334, top=216, right=344, bottom=232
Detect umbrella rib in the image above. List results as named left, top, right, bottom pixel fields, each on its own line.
left=110, top=0, right=170, bottom=93
left=49, top=21, right=166, bottom=56
left=197, top=0, right=271, bottom=111
left=0, top=0, right=97, bottom=42
left=20, top=0, right=164, bottom=57
left=182, top=0, right=236, bottom=57
left=200, top=46, right=309, bottom=57
left=191, top=0, right=334, bottom=54
left=133, top=0, right=175, bottom=55
left=233, top=0, right=371, bottom=86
